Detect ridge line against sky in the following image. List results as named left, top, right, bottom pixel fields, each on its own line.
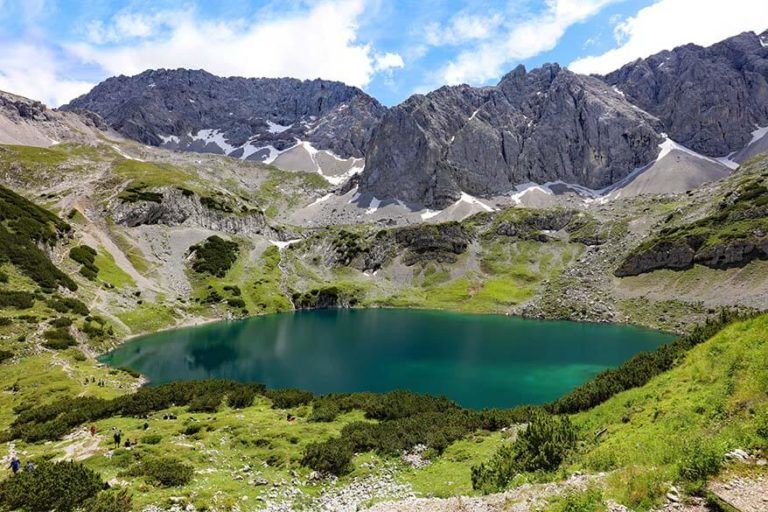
left=0, top=0, right=767, bottom=107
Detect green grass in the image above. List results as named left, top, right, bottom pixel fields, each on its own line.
left=112, top=160, right=196, bottom=190
left=571, top=313, right=768, bottom=508
left=116, top=301, right=179, bottom=334
left=94, top=247, right=135, bottom=288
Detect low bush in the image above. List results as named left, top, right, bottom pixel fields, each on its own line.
left=189, top=236, right=238, bottom=277
left=266, top=388, right=314, bottom=409
left=69, top=245, right=98, bottom=281
left=677, top=440, right=722, bottom=490
left=0, top=461, right=104, bottom=512
left=50, top=316, right=73, bottom=328
left=140, top=434, right=162, bottom=445
left=227, top=384, right=262, bottom=409
left=81, top=489, right=133, bottom=512
left=187, top=392, right=224, bottom=413
left=309, top=400, right=341, bottom=422
left=0, top=350, right=13, bottom=364
left=471, top=413, right=578, bottom=493
left=127, top=457, right=193, bottom=487
left=0, top=290, right=35, bottom=309
left=301, top=438, right=354, bottom=475
left=43, top=328, right=77, bottom=350
left=47, top=296, right=89, bottom=316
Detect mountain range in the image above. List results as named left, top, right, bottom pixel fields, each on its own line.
left=60, top=29, right=768, bottom=208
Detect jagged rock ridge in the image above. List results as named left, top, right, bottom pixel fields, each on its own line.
left=360, top=64, right=662, bottom=208
left=62, top=69, right=385, bottom=160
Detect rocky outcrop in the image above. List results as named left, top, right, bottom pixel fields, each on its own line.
left=62, top=69, right=385, bottom=159
left=0, top=90, right=110, bottom=147
left=605, top=30, right=768, bottom=157
left=360, top=64, right=662, bottom=208
left=393, top=222, right=472, bottom=265
left=111, top=188, right=268, bottom=236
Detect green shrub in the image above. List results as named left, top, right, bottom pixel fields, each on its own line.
left=0, top=290, right=35, bottom=309
left=50, top=317, right=73, bottom=328
left=266, top=388, right=314, bottom=409
left=227, top=297, right=246, bottom=309
left=471, top=413, right=578, bottom=493
left=309, top=400, right=341, bottom=422
left=0, top=461, right=104, bottom=512
left=43, top=328, right=77, bottom=350
left=182, top=424, right=202, bottom=436
left=127, top=457, right=193, bottom=487
left=0, top=350, right=13, bottom=364
left=117, top=367, right=141, bottom=379
left=677, top=440, right=722, bottom=489
left=69, top=246, right=98, bottom=281
left=0, top=317, right=11, bottom=326
left=227, top=385, right=260, bottom=409
left=47, top=296, right=89, bottom=316
left=545, top=487, right=606, bottom=512
left=188, top=392, right=223, bottom=413
left=189, top=236, right=238, bottom=277
left=301, top=438, right=354, bottom=476
left=81, top=489, right=133, bottom=512
left=141, top=434, right=162, bottom=445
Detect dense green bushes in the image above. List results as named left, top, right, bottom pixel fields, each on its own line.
left=81, top=489, right=133, bottom=512
left=125, top=456, right=193, bottom=487
left=69, top=245, right=98, bottom=281
left=265, top=388, right=314, bottom=409
left=0, top=291, right=35, bottom=309
left=300, top=392, right=535, bottom=476
left=471, top=413, right=578, bottom=492
left=0, top=461, right=104, bottom=512
left=42, top=327, right=77, bottom=350
left=0, top=185, right=76, bottom=291
left=547, top=310, right=748, bottom=414
left=46, top=296, right=89, bottom=316
left=8, top=380, right=266, bottom=442
left=190, top=236, right=239, bottom=277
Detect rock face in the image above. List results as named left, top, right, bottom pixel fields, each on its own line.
left=360, top=64, right=662, bottom=208
left=605, top=30, right=768, bottom=157
left=62, top=68, right=385, bottom=159
left=111, top=188, right=269, bottom=236
left=0, top=90, right=109, bottom=147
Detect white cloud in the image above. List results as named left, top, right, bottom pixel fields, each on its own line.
left=424, top=12, right=504, bottom=46
left=0, top=42, right=94, bottom=107
left=570, top=0, right=768, bottom=75
left=1, top=0, right=402, bottom=106
left=438, top=0, right=617, bottom=85
left=373, top=52, right=405, bottom=72
left=68, top=0, right=401, bottom=90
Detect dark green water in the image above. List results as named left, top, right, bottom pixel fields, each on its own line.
left=102, top=309, right=674, bottom=408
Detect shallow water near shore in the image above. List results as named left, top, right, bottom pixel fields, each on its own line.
left=102, top=309, right=674, bottom=408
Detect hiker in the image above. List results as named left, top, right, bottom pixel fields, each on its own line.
left=24, top=461, right=34, bottom=473
left=9, top=458, right=20, bottom=474
left=143, top=422, right=149, bottom=430
left=90, top=425, right=97, bottom=437
left=113, top=429, right=122, bottom=449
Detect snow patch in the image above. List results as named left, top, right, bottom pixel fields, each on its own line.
left=716, top=153, right=740, bottom=170
left=365, top=197, right=381, bottom=215
left=266, top=121, right=292, bottom=134
left=509, top=183, right=552, bottom=205
left=191, top=129, right=237, bottom=155
left=459, top=192, right=494, bottom=212
left=308, top=193, right=334, bottom=207
left=612, top=86, right=625, bottom=97
left=111, top=145, right=144, bottom=162
left=269, top=239, right=302, bottom=250
left=158, top=134, right=180, bottom=144
left=748, top=125, right=768, bottom=146
left=420, top=209, right=441, bottom=220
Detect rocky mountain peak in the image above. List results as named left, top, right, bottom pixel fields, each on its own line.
left=62, top=68, right=386, bottom=160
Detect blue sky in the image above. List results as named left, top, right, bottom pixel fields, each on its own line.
left=1, top=0, right=767, bottom=107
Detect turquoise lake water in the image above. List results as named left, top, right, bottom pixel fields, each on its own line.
left=102, top=309, right=674, bottom=408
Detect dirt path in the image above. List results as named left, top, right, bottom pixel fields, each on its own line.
left=55, top=427, right=102, bottom=462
